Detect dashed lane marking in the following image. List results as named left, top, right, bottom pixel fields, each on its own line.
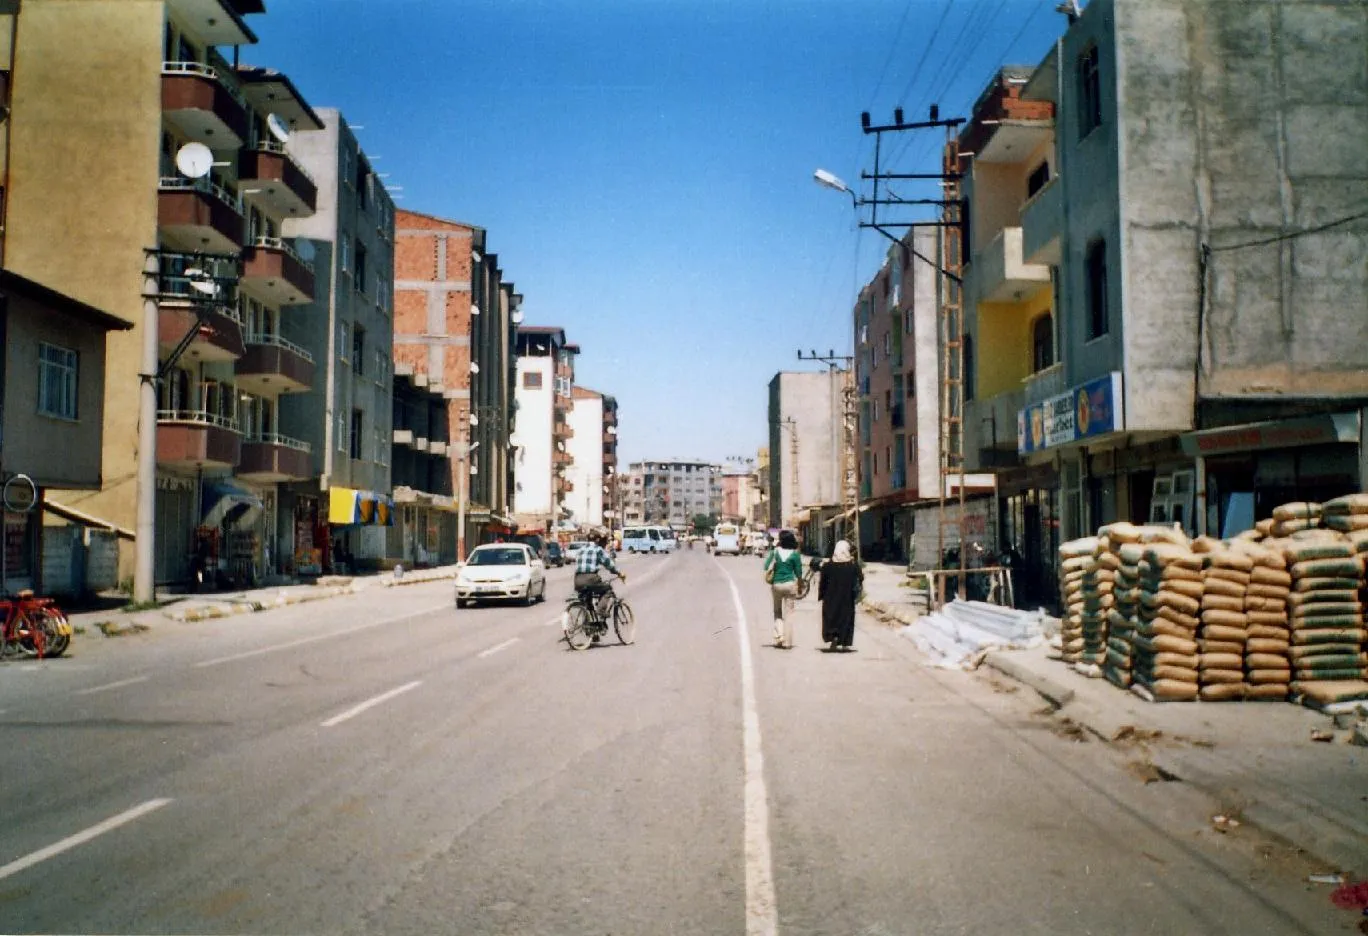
left=0, top=799, right=172, bottom=883
left=320, top=680, right=423, bottom=728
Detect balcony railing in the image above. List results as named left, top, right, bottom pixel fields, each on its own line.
left=162, top=60, right=248, bottom=108
left=244, top=432, right=310, bottom=452
left=239, top=145, right=318, bottom=219
left=160, top=175, right=243, bottom=213
left=1022, top=362, right=1066, bottom=407
left=238, top=432, right=312, bottom=481
left=241, top=236, right=315, bottom=306
left=158, top=178, right=245, bottom=254
left=253, top=139, right=316, bottom=184
left=244, top=332, right=313, bottom=362
left=161, top=60, right=249, bottom=146
left=157, top=408, right=238, bottom=430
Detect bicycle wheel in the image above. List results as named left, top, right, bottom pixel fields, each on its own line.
left=15, top=612, right=45, bottom=658
left=796, top=575, right=812, bottom=600
left=564, top=604, right=594, bottom=651
left=37, top=609, right=70, bottom=658
left=612, top=600, right=636, bottom=645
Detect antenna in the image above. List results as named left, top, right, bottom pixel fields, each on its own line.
left=175, top=142, right=214, bottom=179
left=266, top=113, right=292, bottom=143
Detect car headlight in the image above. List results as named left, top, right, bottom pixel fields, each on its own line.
left=510, top=571, right=531, bottom=583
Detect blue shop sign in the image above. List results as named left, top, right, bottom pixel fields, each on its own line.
left=1018, top=372, right=1124, bottom=455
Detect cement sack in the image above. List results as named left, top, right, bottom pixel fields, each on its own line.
left=1198, top=652, right=1244, bottom=670
left=1287, top=642, right=1363, bottom=661
left=1247, top=636, right=1291, bottom=654
left=1201, top=593, right=1246, bottom=614
left=1348, top=530, right=1368, bottom=553
left=1245, top=584, right=1290, bottom=601
left=1208, top=551, right=1257, bottom=573
left=1287, top=589, right=1360, bottom=607
left=1291, top=627, right=1367, bottom=645
left=1291, top=614, right=1364, bottom=631
left=1160, top=579, right=1206, bottom=601
left=1199, top=667, right=1246, bottom=686
left=1272, top=518, right=1318, bottom=537
left=1205, top=567, right=1253, bottom=586
left=1200, top=610, right=1248, bottom=630
left=1200, top=682, right=1246, bottom=701
left=1150, top=651, right=1201, bottom=669
left=1255, top=518, right=1277, bottom=538
left=1294, top=653, right=1367, bottom=672
left=1245, top=653, right=1291, bottom=670
left=1274, top=502, right=1323, bottom=522
left=1133, top=633, right=1199, bottom=655
left=1105, top=647, right=1133, bottom=672
left=1323, top=514, right=1368, bottom=533
left=1321, top=493, right=1368, bottom=515
left=1232, top=540, right=1287, bottom=569
left=1202, top=577, right=1247, bottom=599
left=1250, top=567, right=1293, bottom=588
left=1248, top=668, right=1292, bottom=685
left=1198, top=639, right=1246, bottom=655
left=1201, top=622, right=1249, bottom=643
left=1245, top=683, right=1290, bottom=700
left=1138, top=619, right=1198, bottom=641
left=1159, top=564, right=1204, bottom=584
left=1144, top=545, right=1203, bottom=569
left=1103, top=667, right=1134, bottom=690
left=1154, top=605, right=1202, bottom=631
left=1289, top=558, right=1361, bottom=580
left=1143, top=591, right=1201, bottom=617
left=1292, top=679, right=1368, bottom=706
left=1190, top=536, right=1224, bottom=554
left=1244, top=595, right=1289, bottom=613
left=1149, top=678, right=1199, bottom=701
left=1295, top=667, right=1366, bottom=682
left=1246, top=613, right=1291, bottom=629
left=1151, top=664, right=1199, bottom=683
left=1292, top=576, right=1361, bottom=593
left=1290, top=602, right=1363, bottom=619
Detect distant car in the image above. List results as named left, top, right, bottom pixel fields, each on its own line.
left=544, top=542, right=565, bottom=567
left=455, top=544, right=547, bottom=608
left=564, top=540, right=593, bottom=560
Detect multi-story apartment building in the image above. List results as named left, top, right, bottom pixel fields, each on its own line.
left=618, top=468, right=645, bottom=527
left=511, top=327, right=576, bottom=533
left=624, top=460, right=722, bottom=529
left=3, top=0, right=331, bottom=587
left=564, top=387, right=619, bottom=530
left=959, top=0, right=1368, bottom=605
left=386, top=369, right=454, bottom=566
left=767, top=371, right=845, bottom=546
left=852, top=227, right=945, bottom=564
left=720, top=472, right=762, bottom=525
left=391, top=209, right=518, bottom=560
left=280, top=109, right=396, bottom=574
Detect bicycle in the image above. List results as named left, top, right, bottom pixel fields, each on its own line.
left=794, top=557, right=825, bottom=601
left=562, top=580, right=635, bottom=651
left=0, top=591, right=71, bottom=660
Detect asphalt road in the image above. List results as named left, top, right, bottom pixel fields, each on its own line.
left=0, top=550, right=1350, bottom=935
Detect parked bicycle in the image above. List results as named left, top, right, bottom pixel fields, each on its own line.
left=562, top=582, right=636, bottom=651
left=0, top=591, right=71, bottom=660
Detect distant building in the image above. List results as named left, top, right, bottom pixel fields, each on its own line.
left=566, top=386, right=614, bottom=529
left=511, top=327, right=576, bottom=532
left=625, top=460, right=722, bottom=528
left=767, top=371, right=844, bottom=544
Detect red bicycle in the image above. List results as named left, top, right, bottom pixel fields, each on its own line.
left=0, top=591, right=71, bottom=659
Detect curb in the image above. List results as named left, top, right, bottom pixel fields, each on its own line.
left=982, top=650, right=1077, bottom=708
left=861, top=598, right=920, bottom=629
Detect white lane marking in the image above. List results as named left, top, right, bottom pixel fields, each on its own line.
left=478, top=637, right=520, bottom=658
left=75, top=675, right=150, bottom=696
left=721, top=566, right=779, bottom=936
left=196, top=603, right=448, bottom=668
left=0, top=798, right=172, bottom=883
left=321, top=680, right=422, bottom=728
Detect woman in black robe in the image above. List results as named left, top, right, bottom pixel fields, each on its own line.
left=819, top=540, right=862, bottom=651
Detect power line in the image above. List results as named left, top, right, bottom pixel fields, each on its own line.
left=1208, top=207, right=1368, bottom=252
left=894, top=0, right=957, bottom=111
left=868, top=0, right=918, bottom=106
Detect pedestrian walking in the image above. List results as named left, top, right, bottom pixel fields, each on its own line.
left=819, top=539, right=863, bottom=652
left=764, top=529, right=804, bottom=649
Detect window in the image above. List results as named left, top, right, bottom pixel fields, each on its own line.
left=352, top=325, right=365, bottom=375
left=1086, top=239, right=1109, bottom=339
left=339, top=237, right=350, bottom=273
left=1032, top=314, right=1055, bottom=372
left=523, top=371, right=543, bottom=388
left=1078, top=45, right=1101, bottom=138
left=873, top=399, right=880, bottom=423
left=904, top=308, right=914, bottom=335
left=354, top=240, right=367, bottom=293
left=38, top=343, right=78, bottom=419
left=350, top=409, right=363, bottom=460
left=962, top=334, right=975, bottom=402
left=1027, top=161, right=1051, bottom=198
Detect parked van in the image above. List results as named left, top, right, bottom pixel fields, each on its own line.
left=713, top=522, right=742, bottom=556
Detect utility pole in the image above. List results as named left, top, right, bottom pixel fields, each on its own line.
left=798, top=349, right=858, bottom=559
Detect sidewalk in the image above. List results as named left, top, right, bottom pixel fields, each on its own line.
left=859, top=561, right=1368, bottom=874
left=66, top=564, right=461, bottom=636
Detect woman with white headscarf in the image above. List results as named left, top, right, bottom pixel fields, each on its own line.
left=819, top=539, right=863, bottom=651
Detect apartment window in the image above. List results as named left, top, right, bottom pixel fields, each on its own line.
left=1086, top=239, right=1109, bottom=339
left=336, top=412, right=346, bottom=452
left=962, top=334, right=975, bottom=402
left=873, top=399, right=880, bottom=423
left=38, top=343, right=78, bottom=420
left=1078, top=45, right=1102, bottom=138
left=352, top=325, right=365, bottom=375
left=523, top=371, right=543, bottom=389
left=882, top=332, right=891, bottom=357
left=356, top=161, right=370, bottom=210
left=885, top=446, right=892, bottom=474
left=1033, top=314, right=1055, bottom=372
left=904, top=308, right=914, bottom=335
left=354, top=240, right=367, bottom=294
left=1027, top=161, right=1051, bottom=198
left=350, top=409, right=363, bottom=460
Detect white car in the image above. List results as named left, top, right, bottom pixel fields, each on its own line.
left=455, top=544, right=547, bottom=608
left=564, top=540, right=593, bottom=560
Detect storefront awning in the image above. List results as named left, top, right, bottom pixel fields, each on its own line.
left=1180, top=411, right=1361, bottom=458
left=203, top=480, right=263, bottom=529
left=328, top=487, right=394, bottom=526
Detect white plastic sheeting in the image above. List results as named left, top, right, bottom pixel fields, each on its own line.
left=899, top=600, right=1048, bottom=669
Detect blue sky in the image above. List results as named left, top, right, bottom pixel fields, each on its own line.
left=248, top=0, right=1067, bottom=465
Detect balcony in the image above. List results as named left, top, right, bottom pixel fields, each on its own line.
left=1021, top=177, right=1062, bottom=266
left=972, top=227, right=1050, bottom=305
left=161, top=61, right=249, bottom=148
left=553, top=420, right=574, bottom=441
left=239, top=144, right=318, bottom=220
left=158, top=302, right=245, bottom=364
left=1023, top=362, right=1067, bottom=407
left=159, top=176, right=244, bottom=255
left=235, top=334, right=315, bottom=396
left=553, top=449, right=572, bottom=466
left=428, top=440, right=449, bottom=456
left=238, top=434, right=312, bottom=482
left=157, top=410, right=240, bottom=470
left=240, top=236, right=314, bottom=306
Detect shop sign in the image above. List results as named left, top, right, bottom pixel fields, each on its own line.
left=1018, top=372, right=1123, bottom=455
left=1180, top=412, right=1360, bottom=458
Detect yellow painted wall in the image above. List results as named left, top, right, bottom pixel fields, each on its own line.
left=977, top=287, right=1053, bottom=399
left=8, top=1, right=163, bottom=535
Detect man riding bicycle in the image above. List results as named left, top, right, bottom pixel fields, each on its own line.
left=574, top=530, right=625, bottom=604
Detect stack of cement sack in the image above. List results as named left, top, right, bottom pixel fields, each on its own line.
left=1131, top=540, right=1202, bottom=702
left=1190, top=539, right=1253, bottom=701
left=1105, top=531, right=1147, bottom=690
left=1058, top=537, right=1107, bottom=669
left=1319, top=494, right=1368, bottom=534
left=1270, top=501, right=1322, bottom=538
left=1238, top=540, right=1294, bottom=700
left=1280, top=532, right=1366, bottom=691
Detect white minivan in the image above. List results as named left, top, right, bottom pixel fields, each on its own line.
left=623, top=527, right=653, bottom=553
left=713, top=522, right=742, bottom=556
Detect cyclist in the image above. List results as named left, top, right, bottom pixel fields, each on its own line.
left=574, top=529, right=625, bottom=605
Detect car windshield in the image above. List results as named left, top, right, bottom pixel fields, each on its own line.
left=466, top=548, right=526, bottom=567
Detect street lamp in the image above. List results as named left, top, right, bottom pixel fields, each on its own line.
left=814, top=168, right=858, bottom=210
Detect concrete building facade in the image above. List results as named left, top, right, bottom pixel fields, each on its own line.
left=767, top=370, right=844, bottom=539
left=625, top=460, right=722, bottom=529
left=565, top=387, right=606, bottom=529
left=511, top=326, right=575, bottom=532
left=280, top=108, right=395, bottom=573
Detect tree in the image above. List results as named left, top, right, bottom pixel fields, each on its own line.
left=692, top=513, right=717, bottom=535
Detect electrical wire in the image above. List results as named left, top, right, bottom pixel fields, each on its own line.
left=868, top=0, right=919, bottom=107
left=894, top=0, right=957, bottom=112
left=1207, top=207, right=1368, bottom=252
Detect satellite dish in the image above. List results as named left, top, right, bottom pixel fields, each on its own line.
left=183, top=267, right=220, bottom=297
left=469, top=361, right=480, bottom=374
left=468, top=413, right=479, bottom=427
left=294, top=238, right=316, bottom=262
left=470, top=304, right=480, bottom=316
left=266, top=113, right=292, bottom=143
left=175, top=142, right=214, bottom=179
